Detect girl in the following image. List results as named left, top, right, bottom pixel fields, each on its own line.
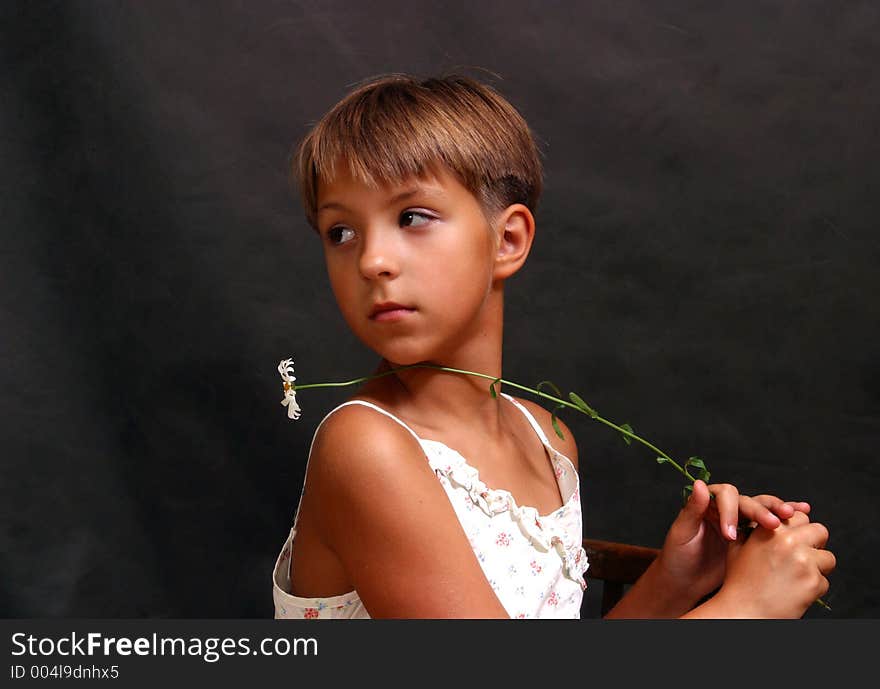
left=272, top=73, right=835, bottom=619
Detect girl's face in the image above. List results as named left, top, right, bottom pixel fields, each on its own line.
left=316, top=164, right=500, bottom=365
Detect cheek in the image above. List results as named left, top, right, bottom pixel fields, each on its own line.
left=325, top=262, right=359, bottom=316
left=423, top=247, right=492, bottom=309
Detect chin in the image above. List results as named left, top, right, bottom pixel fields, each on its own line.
left=380, top=353, right=429, bottom=367
left=352, top=321, right=457, bottom=367
left=370, top=342, right=438, bottom=368
left=387, top=357, right=436, bottom=368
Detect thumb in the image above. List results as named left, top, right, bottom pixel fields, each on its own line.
left=672, top=480, right=711, bottom=539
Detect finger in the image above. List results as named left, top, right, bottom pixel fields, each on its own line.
left=804, top=522, right=830, bottom=549
left=680, top=480, right=711, bottom=524
left=786, top=500, right=811, bottom=515
left=707, top=483, right=740, bottom=541
left=684, top=479, right=711, bottom=520
left=752, top=494, right=795, bottom=520
left=783, top=510, right=811, bottom=527
left=667, top=480, right=712, bottom=546
left=738, top=495, right=783, bottom=530
left=815, top=548, right=836, bottom=575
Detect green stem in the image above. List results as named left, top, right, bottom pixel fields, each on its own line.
left=298, top=363, right=697, bottom=482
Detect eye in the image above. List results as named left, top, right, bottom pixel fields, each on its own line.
left=326, top=225, right=355, bottom=245
left=400, top=210, right=433, bottom=228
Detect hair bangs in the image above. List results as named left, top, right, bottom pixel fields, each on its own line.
left=294, top=74, right=543, bottom=232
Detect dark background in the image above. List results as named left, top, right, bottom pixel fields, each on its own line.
left=2, top=1, right=878, bottom=618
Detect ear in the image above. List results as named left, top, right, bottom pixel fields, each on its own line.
left=492, top=204, right=535, bottom=281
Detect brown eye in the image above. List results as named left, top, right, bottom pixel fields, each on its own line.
left=400, top=211, right=432, bottom=228
left=327, top=226, right=355, bottom=245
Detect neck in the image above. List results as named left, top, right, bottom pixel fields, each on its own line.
left=373, top=285, right=509, bottom=436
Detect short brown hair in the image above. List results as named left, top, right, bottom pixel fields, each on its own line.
left=293, top=72, right=544, bottom=232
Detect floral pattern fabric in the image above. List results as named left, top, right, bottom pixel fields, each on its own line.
left=272, top=393, right=588, bottom=619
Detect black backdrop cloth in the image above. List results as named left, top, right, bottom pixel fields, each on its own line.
left=2, top=1, right=878, bottom=618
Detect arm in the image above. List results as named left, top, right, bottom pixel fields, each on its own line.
left=303, top=405, right=510, bottom=618
left=605, top=480, right=834, bottom=618
left=519, top=396, right=832, bottom=619
left=682, top=509, right=835, bottom=618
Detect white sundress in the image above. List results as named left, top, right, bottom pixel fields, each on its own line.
left=272, top=392, right=589, bottom=619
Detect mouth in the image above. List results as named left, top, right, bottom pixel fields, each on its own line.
left=369, top=302, right=416, bottom=321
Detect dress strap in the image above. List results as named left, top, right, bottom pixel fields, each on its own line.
left=499, top=392, right=552, bottom=447
left=330, top=400, right=424, bottom=443
left=291, top=400, right=423, bottom=529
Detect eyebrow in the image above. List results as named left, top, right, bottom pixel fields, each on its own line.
left=317, top=186, right=444, bottom=214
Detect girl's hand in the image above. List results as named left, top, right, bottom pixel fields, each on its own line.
left=712, top=510, right=836, bottom=618
left=655, top=480, right=810, bottom=604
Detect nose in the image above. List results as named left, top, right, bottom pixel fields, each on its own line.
left=358, top=229, right=400, bottom=280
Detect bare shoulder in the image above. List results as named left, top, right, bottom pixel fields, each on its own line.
left=511, top=396, right=579, bottom=470
left=304, top=402, right=432, bottom=518
left=301, top=402, right=509, bottom=618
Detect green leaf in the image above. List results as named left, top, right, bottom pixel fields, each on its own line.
left=488, top=377, right=502, bottom=399
left=619, top=422, right=634, bottom=445
left=536, top=380, right=563, bottom=399
left=685, top=456, right=711, bottom=483
left=568, top=392, right=598, bottom=418
left=656, top=456, right=671, bottom=465
left=551, top=404, right=567, bottom=440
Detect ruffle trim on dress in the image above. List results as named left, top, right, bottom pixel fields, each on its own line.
left=426, top=441, right=589, bottom=590
left=551, top=534, right=590, bottom=591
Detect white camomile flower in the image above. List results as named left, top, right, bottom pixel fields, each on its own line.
left=278, top=358, right=301, bottom=420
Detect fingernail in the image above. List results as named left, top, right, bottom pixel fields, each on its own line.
left=727, top=525, right=738, bottom=540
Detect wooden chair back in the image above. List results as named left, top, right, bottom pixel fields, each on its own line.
left=582, top=538, right=660, bottom=617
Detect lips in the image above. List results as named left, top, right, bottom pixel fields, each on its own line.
left=369, top=301, right=415, bottom=319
